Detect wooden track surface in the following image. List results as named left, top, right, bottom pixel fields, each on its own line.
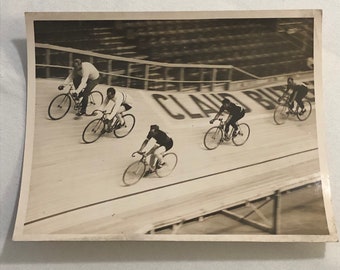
left=22, top=79, right=320, bottom=235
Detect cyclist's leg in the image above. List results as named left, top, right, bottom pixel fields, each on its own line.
left=229, top=115, right=240, bottom=137
left=296, top=89, right=308, bottom=111
left=72, top=76, right=81, bottom=89
left=289, top=91, right=297, bottom=110
left=232, top=111, right=245, bottom=135
left=80, top=79, right=99, bottom=113
left=116, top=104, right=131, bottom=126
left=156, top=140, right=173, bottom=168
left=154, top=145, right=167, bottom=166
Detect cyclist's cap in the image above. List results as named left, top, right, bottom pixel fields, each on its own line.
left=287, top=77, right=294, bottom=84
left=107, top=87, right=116, bottom=95
left=150, top=124, right=159, bottom=131
left=73, top=58, right=82, bottom=67
left=222, top=98, right=231, bottom=105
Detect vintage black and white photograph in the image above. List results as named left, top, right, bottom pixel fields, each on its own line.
left=13, top=11, right=338, bottom=241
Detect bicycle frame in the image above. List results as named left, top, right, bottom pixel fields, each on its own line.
left=132, top=151, right=154, bottom=169
left=278, top=92, right=300, bottom=115
left=216, top=118, right=238, bottom=138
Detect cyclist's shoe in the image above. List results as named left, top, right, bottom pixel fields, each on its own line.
left=116, top=121, right=125, bottom=129
left=299, top=108, right=306, bottom=115
left=143, top=169, right=154, bottom=177
left=232, top=129, right=239, bottom=138
left=156, top=161, right=165, bottom=169
left=76, top=111, right=85, bottom=117
left=72, top=92, right=79, bottom=100
left=224, top=134, right=230, bottom=141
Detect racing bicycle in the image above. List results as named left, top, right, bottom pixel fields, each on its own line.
left=273, top=91, right=312, bottom=125
left=203, top=118, right=250, bottom=150
left=122, top=151, right=178, bottom=186
left=82, top=109, right=136, bottom=143
left=48, top=84, right=103, bottom=120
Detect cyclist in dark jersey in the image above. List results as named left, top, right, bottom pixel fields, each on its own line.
left=137, top=125, right=173, bottom=175
left=210, top=98, right=245, bottom=139
left=283, top=77, right=309, bottom=115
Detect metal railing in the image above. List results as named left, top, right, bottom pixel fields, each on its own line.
left=35, top=43, right=259, bottom=91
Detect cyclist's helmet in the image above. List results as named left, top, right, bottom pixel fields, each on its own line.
left=73, top=58, right=82, bottom=69
left=222, top=98, right=231, bottom=105
left=287, top=77, right=294, bottom=85
left=107, top=87, right=116, bottom=97
left=150, top=124, right=159, bottom=131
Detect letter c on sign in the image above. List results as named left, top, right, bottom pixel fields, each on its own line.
left=152, top=94, right=185, bottom=120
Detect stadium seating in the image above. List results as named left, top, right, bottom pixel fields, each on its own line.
left=35, top=18, right=313, bottom=89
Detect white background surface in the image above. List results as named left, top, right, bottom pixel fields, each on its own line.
left=0, top=0, right=339, bottom=269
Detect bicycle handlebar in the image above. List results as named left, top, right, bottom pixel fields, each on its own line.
left=92, top=109, right=106, bottom=114
left=132, top=151, right=146, bottom=157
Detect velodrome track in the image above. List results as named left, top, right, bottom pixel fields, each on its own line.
left=21, top=78, right=320, bottom=237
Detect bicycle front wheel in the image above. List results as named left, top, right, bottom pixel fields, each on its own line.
left=48, top=94, right=71, bottom=120
left=297, top=100, right=312, bottom=121
left=87, top=91, right=104, bottom=114
left=122, top=161, right=146, bottom=186
left=113, top=114, right=136, bottom=138
left=273, top=104, right=289, bottom=125
left=82, top=118, right=105, bottom=144
left=232, top=123, right=250, bottom=146
left=155, top=153, right=178, bottom=178
left=203, top=127, right=223, bottom=150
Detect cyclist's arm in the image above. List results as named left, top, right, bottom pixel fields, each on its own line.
left=146, top=144, right=159, bottom=156
left=99, top=96, right=110, bottom=112
left=75, top=68, right=90, bottom=93
left=108, top=93, right=123, bottom=119
left=138, top=138, right=150, bottom=152
left=211, top=106, right=224, bottom=122
left=225, top=114, right=232, bottom=124
left=61, top=70, right=74, bottom=86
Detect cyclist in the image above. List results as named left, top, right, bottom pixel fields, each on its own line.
left=281, top=77, right=309, bottom=115
left=101, top=87, right=133, bottom=130
left=137, top=125, right=173, bottom=176
left=209, top=98, right=245, bottom=140
left=58, top=58, right=100, bottom=116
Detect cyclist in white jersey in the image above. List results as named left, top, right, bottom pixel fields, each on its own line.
left=101, top=87, right=133, bottom=129
left=58, top=58, right=100, bottom=116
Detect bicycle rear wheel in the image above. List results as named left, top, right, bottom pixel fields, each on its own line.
left=48, top=94, right=71, bottom=120
left=87, top=91, right=103, bottom=114
left=113, top=114, right=136, bottom=138
left=203, top=127, right=223, bottom=150
left=155, top=153, right=178, bottom=178
left=82, top=118, right=105, bottom=144
left=297, top=100, right=312, bottom=121
left=232, top=123, right=250, bottom=146
left=122, top=161, right=146, bottom=186
left=273, top=104, right=289, bottom=125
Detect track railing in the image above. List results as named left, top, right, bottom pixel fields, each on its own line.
left=35, top=43, right=259, bottom=91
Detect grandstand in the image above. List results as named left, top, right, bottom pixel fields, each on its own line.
left=34, top=18, right=313, bottom=90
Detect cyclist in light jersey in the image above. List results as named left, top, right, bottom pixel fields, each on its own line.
left=101, top=87, right=133, bottom=129
left=58, top=58, right=100, bottom=116
left=210, top=98, right=246, bottom=139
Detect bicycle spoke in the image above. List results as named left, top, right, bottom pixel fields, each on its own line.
left=155, top=153, right=178, bottom=178
left=82, top=119, right=105, bottom=143
left=48, top=94, right=71, bottom=120
left=232, top=123, right=250, bottom=146
left=203, top=127, right=223, bottom=150
left=123, top=161, right=145, bottom=186
left=113, top=114, right=136, bottom=138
